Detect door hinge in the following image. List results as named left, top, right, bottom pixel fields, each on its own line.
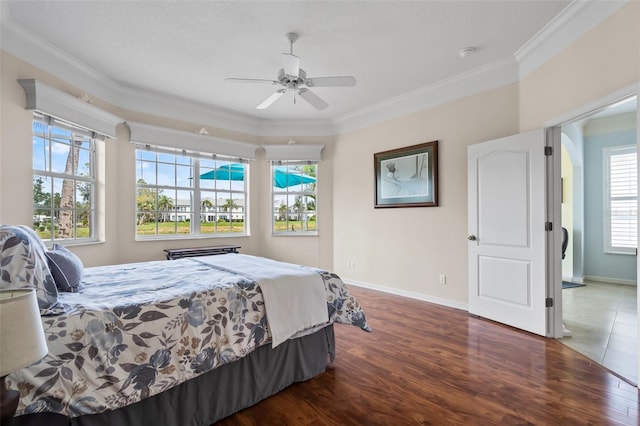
left=544, top=146, right=553, bottom=156
left=545, top=222, right=553, bottom=231
left=546, top=298, right=554, bottom=308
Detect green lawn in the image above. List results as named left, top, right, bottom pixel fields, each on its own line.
left=35, top=220, right=316, bottom=239
left=35, top=227, right=90, bottom=239
left=273, top=220, right=316, bottom=232
left=136, top=221, right=245, bottom=235
left=136, top=221, right=317, bottom=234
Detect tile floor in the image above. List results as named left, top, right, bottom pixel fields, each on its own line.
left=561, top=280, right=637, bottom=384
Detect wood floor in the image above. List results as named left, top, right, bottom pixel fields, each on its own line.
left=217, top=286, right=639, bottom=425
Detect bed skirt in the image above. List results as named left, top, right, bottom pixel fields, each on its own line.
left=70, top=325, right=335, bottom=426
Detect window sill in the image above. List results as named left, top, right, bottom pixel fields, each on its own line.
left=135, top=233, right=249, bottom=242
left=44, top=239, right=104, bottom=248
left=604, top=249, right=636, bottom=256
left=271, top=232, right=318, bottom=237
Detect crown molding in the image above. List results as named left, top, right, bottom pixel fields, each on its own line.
left=332, top=56, right=519, bottom=134
left=1, top=0, right=626, bottom=137
left=1, top=11, right=126, bottom=105
left=515, top=0, right=628, bottom=79
left=114, top=81, right=264, bottom=136
left=0, top=17, right=270, bottom=136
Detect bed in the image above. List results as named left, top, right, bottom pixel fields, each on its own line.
left=0, top=225, right=370, bottom=425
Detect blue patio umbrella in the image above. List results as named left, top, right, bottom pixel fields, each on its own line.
left=199, top=163, right=245, bottom=181
left=272, top=167, right=316, bottom=188
left=200, top=164, right=315, bottom=188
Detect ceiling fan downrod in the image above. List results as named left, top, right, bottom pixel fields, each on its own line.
left=286, top=32, right=299, bottom=54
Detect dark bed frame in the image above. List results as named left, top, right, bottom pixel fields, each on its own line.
left=70, top=325, right=335, bottom=426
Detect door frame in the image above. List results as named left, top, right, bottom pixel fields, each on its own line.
left=546, top=127, right=563, bottom=338
left=543, top=83, right=639, bottom=347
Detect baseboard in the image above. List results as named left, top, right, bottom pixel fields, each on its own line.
left=583, top=275, right=637, bottom=286
left=563, top=276, right=585, bottom=284
left=343, top=278, right=469, bottom=311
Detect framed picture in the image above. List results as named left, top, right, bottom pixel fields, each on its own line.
left=374, top=141, right=438, bottom=208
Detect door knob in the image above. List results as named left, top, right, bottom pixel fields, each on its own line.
left=468, top=235, right=477, bottom=241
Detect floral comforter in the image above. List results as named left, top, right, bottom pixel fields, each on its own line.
left=7, top=255, right=370, bottom=418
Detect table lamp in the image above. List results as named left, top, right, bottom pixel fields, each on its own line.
left=0, top=289, right=48, bottom=421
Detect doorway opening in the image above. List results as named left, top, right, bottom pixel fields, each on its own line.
left=560, top=95, right=638, bottom=384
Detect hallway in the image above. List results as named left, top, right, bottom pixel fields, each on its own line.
left=562, top=280, right=637, bottom=384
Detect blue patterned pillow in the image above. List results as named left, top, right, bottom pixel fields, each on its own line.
left=0, top=225, right=63, bottom=315
left=46, top=244, right=83, bottom=292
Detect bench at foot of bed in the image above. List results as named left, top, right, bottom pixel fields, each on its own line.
left=163, top=245, right=241, bottom=260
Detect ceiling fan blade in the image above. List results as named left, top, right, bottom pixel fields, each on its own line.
left=225, top=78, right=279, bottom=85
left=256, top=89, right=286, bottom=109
left=298, top=88, right=328, bottom=110
left=306, top=76, right=357, bottom=87
left=282, top=53, right=300, bottom=78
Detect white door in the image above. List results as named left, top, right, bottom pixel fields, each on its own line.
left=468, top=129, right=548, bottom=336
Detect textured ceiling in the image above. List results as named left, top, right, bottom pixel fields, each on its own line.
left=5, top=1, right=572, bottom=122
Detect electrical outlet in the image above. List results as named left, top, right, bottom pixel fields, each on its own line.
left=439, top=274, right=447, bottom=285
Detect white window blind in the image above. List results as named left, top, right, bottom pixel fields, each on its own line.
left=604, top=145, right=637, bottom=253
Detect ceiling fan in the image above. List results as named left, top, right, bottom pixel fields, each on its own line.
left=225, top=32, right=356, bottom=110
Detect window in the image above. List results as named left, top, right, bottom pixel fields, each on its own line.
left=32, top=113, right=97, bottom=243
left=272, top=162, right=317, bottom=234
left=135, top=146, right=247, bottom=238
left=604, top=145, right=637, bottom=254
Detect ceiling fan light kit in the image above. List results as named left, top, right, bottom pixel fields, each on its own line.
left=225, top=32, right=356, bottom=110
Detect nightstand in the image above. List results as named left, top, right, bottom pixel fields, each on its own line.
left=6, top=412, right=70, bottom=426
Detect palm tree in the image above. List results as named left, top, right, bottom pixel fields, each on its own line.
left=157, top=195, right=173, bottom=222
left=292, top=195, right=305, bottom=220
left=305, top=195, right=316, bottom=211
left=201, top=199, right=214, bottom=222
left=222, top=198, right=238, bottom=212
left=58, top=140, right=82, bottom=237
left=278, top=202, right=287, bottom=221
left=221, top=198, right=238, bottom=213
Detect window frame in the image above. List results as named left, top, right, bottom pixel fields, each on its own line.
left=271, top=161, right=318, bottom=236
left=32, top=112, right=98, bottom=245
left=135, top=145, right=249, bottom=240
left=603, top=144, right=637, bottom=255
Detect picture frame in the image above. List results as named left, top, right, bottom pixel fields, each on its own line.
left=374, top=141, right=438, bottom=208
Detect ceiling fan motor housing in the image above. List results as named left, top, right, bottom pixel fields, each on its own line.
left=279, top=68, right=307, bottom=86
